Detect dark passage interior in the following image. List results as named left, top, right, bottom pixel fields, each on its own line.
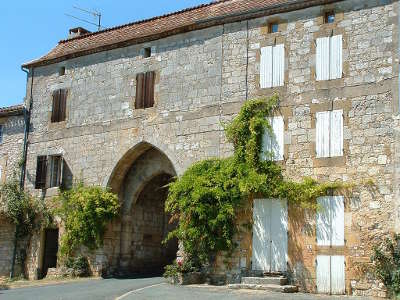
left=129, top=173, right=178, bottom=274
left=41, top=228, right=59, bottom=278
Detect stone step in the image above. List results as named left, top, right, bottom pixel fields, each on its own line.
left=242, top=276, right=287, bottom=285
left=228, top=283, right=298, bottom=293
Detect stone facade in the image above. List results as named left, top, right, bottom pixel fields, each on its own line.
left=0, top=108, right=25, bottom=278
left=13, top=0, right=400, bottom=297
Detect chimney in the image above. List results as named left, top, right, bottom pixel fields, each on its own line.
left=68, top=27, right=91, bottom=39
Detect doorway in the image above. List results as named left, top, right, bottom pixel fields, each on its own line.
left=42, top=228, right=59, bottom=278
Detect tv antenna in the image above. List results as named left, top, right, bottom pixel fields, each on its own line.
left=65, top=6, right=104, bottom=31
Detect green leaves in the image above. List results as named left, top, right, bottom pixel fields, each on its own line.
left=56, top=183, right=119, bottom=257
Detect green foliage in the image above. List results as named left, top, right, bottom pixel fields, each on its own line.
left=65, top=255, right=90, bottom=277
left=55, top=184, right=120, bottom=257
left=164, top=260, right=198, bottom=279
left=0, top=179, right=38, bottom=238
left=165, top=95, right=350, bottom=272
left=371, top=234, right=400, bottom=297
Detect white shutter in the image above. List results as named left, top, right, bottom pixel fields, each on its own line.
left=252, top=199, right=271, bottom=271
left=316, top=111, right=330, bottom=158
left=316, top=255, right=331, bottom=294
left=270, top=199, right=288, bottom=272
left=331, top=196, right=345, bottom=246
left=330, top=35, right=343, bottom=80
left=316, top=37, right=330, bottom=81
left=331, top=256, right=346, bottom=294
left=330, top=110, right=343, bottom=157
left=260, top=46, right=273, bottom=88
left=272, top=44, right=284, bottom=87
left=317, top=196, right=331, bottom=246
left=271, top=116, right=284, bottom=161
left=261, top=123, right=272, bottom=161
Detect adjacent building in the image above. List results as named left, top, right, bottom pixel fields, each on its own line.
left=4, top=0, right=399, bottom=297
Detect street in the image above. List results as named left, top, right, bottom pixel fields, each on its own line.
left=0, top=277, right=376, bottom=300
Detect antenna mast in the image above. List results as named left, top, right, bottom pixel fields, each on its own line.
left=65, top=6, right=104, bottom=31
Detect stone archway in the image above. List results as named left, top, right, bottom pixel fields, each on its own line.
left=106, top=143, right=178, bottom=275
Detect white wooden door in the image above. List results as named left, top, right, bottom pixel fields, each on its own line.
left=316, top=255, right=346, bottom=294
left=252, top=199, right=288, bottom=272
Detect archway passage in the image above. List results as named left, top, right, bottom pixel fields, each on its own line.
left=129, top=173, right=178, bottom=274
left=106, top=144, right=178, bottom=276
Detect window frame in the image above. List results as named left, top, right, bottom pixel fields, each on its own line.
left=35, top=155, right=64, bottom=189
left=316, top=35, right=343, bottom=81
left=261, top=116, right=285, bottom=161
left=51, top=89, right=67, bottom=123
left=135, top=71, right=155, bottom=109
left=260, top=44, right=285, bottom=89
left=315, top=109, right=343, bottom=158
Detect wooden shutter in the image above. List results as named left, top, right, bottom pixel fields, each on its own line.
left=51, top=90, right=60, bottom=122
left=260, top=46, right=273, bottom=88
left=317, top=196, right=331, bottom=246
left=270, top=199, right=288, bottom=272
left=272, top=44, right=285, bottom=87
left=271, top=116, right=284, bottom=161
left=0, top=125, right=3, bottom=144
left=35, top=156, right=47, bottom=189
left=316, top=255, right=331, bottom=294
left=330, top=35, right=343, bottom=80
left=331, top=256, right=346, bottom=294
left=316, top=37, right=330, bottom=81
left=145, top=71, right=155, bottom=108
left=135, top=73, right=145, bottom=109
left=59, top=90, right=67, bottom=122
left=316, top=111, right=330, bottom=158
left=331, top=196, right=345, bottom=246
left=330, top=110, right=343, bottom=157
left=261, top=122, right=272, bottom=161
left=252, top=199, right=271, bottom=271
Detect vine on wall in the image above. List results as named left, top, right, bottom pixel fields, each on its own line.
left=165, top=95, right=350, bottom=273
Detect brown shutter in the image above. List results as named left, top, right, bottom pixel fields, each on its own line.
left=51, top=91, right=59, bottom=123
left=35, top=156, right=48, bottom=189
left=135, top=73, right=145, bottom=109
left=59, top=89, right=67, bottom=121
left=145, top=71, right=155, bottom=108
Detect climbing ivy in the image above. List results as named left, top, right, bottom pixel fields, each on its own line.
left=165, top=95, right=350, bottom=272
left=55, top=183, right=120, bottom=257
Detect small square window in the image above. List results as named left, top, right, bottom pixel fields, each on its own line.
left=269, top=23, right=279, bottom=33
left=59, top=66, right=65, bottom=76
left=325, top=12, right=335, bottom=24
left=144, top=47, right=151, bottom=58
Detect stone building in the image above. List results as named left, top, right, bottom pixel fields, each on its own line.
left=10, top=0, right=400, bottom=296
left=0, top=105, right=25, bottom=278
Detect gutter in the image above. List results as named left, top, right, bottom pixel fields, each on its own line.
left=22, top=0, right=343, bottom=69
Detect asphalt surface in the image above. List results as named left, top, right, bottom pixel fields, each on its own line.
left=0, top=276, right=376, bottom=300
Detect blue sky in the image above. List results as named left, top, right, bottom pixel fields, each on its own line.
left=0, top=0, right=209, bottom=108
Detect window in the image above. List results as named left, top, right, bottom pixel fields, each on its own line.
left=324, top=11, right=335, bottom=24
left=316, top=110, right=343, bottom=158
left=0, top=125, right=3, bottom=144
left=316, top=196, right=344, bottom=246
left=261, top=116, right=284, bottom=161
left=59, top=66, right=66, bottom=76
left=144, top=47, right=151, bottom=58
left=35, top=155, right=63, bottom=189
left=135, top=71, right=155, bottom=109
left=269, top=23, right=279, bottom=33
left=260, top=44, right=285, bottom=88
left=51, top=89, right=67, bottom=123
left=316, top=35, right=342, bottom=80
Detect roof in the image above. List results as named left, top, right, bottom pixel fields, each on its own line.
left=0, top=104, right=24, bottom=117
left=23, top=0, right=340, bottom=68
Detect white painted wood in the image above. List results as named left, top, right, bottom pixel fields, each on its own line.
left=316, top=111, right=331, bottom=158
left=261, top=123, right=272, bottom=161
left=273, top=44, right=285, bottom=87
left=330, top=110, right=343, bottom=157
left=271, top=116, right=284, bottom=161
left=260, top=46, right=273, bottom=88
left=331, top=196, right=345, bottom=246
left=316, top=255, right=331, bottom=294
left=331, top=255, right=346, bottom=294
left=252, top=199, right=271, bottom=270
left=317, top=196, right=331, bottom=246
left=316, top=37, right=330, bottom=81
left=270, top=199, right=288, bottom=272
left=330, top=35, right=343, bottom=80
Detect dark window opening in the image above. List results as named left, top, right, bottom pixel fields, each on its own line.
left=324, top=11, right=335, bottom=24
left=144, top=47, right=152, bottom=58
left=35, top=155, right=64, bottom=189
left=0, top=125, right=3, bottom=144
left=135, top=71, right=155, bottom=109
left=269, top=23, right=279, bottom=33
left=51, top=89, right=67, bottom=123
left=59, top=67, right=66, bottom=76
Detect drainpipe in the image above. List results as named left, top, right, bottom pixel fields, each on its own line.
left=10, top=67, right=33, bottom=279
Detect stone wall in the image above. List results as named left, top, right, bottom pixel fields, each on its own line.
left=21, top=0, right=399, bottom=296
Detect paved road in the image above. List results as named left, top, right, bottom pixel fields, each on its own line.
left=0, top=277, right=376, bottom=300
